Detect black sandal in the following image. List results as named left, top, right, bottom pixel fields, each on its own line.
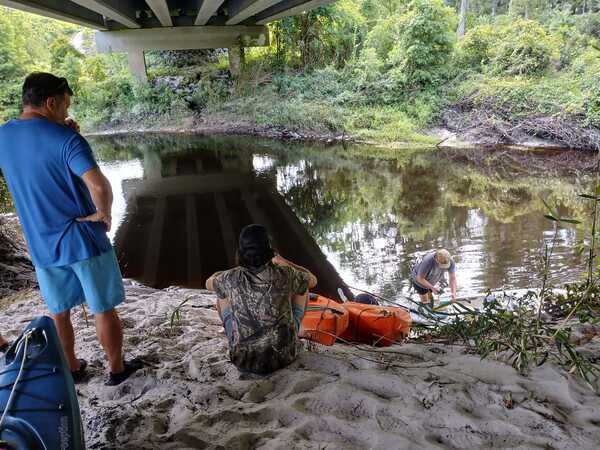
left=71, top=359, right=88, bottom=383
left=105, top=359, right=143, bottom=386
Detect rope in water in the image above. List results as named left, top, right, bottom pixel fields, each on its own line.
left=0, top=330, right=32, bottom=428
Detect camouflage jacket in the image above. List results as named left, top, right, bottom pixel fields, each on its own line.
left=213, top=262, right=310, bottom=374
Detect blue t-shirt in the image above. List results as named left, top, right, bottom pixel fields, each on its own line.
left=0, top=118, right=111, bottom=268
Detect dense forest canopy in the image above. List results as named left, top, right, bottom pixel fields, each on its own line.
left=0, top=0, right=598, bottom=148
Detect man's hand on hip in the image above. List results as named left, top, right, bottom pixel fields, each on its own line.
left=77, top=211, right=112, bottom=232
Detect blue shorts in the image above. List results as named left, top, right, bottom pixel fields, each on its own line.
left=35, top=249, right=124, bottom=314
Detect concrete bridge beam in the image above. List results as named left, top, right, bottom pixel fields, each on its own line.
left=256, top=0, right=334, bottom=24
left=226, top=0, right=281, bottom=25
left=145, top=0, right=173, bottom=27
left=195, top=0, right=226, bottom=26
left=0, top=0, right=107, bottom=29
left=95, top=25, right=269, bottom=53
left=70, top=1, right=140, bottom=28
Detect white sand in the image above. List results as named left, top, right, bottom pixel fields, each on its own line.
left=1, top=284, right=599, bottom=450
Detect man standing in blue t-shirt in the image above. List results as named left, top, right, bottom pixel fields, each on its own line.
left=0, top=73, right=141, bottom=386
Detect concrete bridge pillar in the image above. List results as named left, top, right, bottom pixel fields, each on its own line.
left=128, top=50, right=148, bottom=82
left=228, top=46, right=245, bottom=79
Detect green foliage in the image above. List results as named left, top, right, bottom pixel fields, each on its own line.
left=0, top=176, right=12, bottom=212
left=344, top=106, right=438, bottom=143
left=577, top=12, right=600, bottom=39
left=363, top=0, right=456, bottom=89
left=454, top=42, right=600, bottom=137
left=460, top=19, right=558, bottom=76
left=457, top=23, right=497, bottom=68
left=386, top=0, right=456, bottom=88
left=491, top=19, right=558, bottom=76
left=74, top=73, right=186, bottom=128
left=0, top=7, right=78, bottom=120
left=571, top=48, right=600, bottom=127
left=271, top=0, right=367, bottom=70
left=0, top=11, right=28, bottom=121
left=422, top=292, right=598, bottom=386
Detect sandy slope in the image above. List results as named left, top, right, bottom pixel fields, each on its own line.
left=1, top=284, right=599, bottom=450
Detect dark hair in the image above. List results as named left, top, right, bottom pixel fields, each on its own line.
left=22, top=72, right=73, bottom=107
left=238, top=224, right=275, bottom=271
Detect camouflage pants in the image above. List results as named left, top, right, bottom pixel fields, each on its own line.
left=229, top=324, right=299, bottom=374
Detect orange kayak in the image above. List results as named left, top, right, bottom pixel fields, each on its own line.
left=300, top=295, right=350, bottom=346
left=340, top=302, right=411, bottom=347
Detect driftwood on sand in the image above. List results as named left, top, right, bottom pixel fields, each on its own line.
left=0, top=215, right=36, bottom=297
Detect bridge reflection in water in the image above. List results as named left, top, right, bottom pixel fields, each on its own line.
left=114, top=147, right=351, bottom=301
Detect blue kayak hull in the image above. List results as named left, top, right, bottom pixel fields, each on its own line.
left=0, top=316, right=85, bottom=450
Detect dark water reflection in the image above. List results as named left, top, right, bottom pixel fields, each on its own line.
left=88, top=134, right=595, bottom=302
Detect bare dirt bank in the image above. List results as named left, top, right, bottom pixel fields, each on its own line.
left=436, top=105, right=600, bottom=152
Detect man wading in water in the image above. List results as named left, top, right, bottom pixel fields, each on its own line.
left=410, top=249, right=457, bottom=306
left=0, top=73, right=141, bottom=385
left=206, top=224, right=317, bottom=374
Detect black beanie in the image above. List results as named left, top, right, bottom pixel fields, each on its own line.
left=238, top=224, right=274, bottom=270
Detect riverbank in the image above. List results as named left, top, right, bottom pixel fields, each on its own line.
left=1, top=285, right=599, bottom=449
left=84, top=113, right=600, bottom=153
left=84, top=115, right=353, bottom=147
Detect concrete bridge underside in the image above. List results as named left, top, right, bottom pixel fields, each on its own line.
left=0, top=0, right=334, bottom=79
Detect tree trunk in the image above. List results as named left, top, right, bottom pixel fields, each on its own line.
left=457, top=0, right=469, bottom=38
left=492, top=0, right=498, bottom=16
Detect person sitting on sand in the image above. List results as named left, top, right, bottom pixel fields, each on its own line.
left=206, top=224, right=317, bottom=374
left=410, top=249, right=457, bottom=305
left=0, top=333, right=9, bottom=353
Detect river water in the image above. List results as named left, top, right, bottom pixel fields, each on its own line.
left=88, top=133, right=596, bottom=303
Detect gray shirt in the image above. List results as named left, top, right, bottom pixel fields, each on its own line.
left=411, top=253, right=456, bottom=289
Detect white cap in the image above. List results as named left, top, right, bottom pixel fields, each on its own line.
left=435, top=249, right=453, bottom=269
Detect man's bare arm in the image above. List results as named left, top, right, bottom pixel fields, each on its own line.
left=77, top=167, right=113, bottom=231
left=272, top=254, right=317, bottom=289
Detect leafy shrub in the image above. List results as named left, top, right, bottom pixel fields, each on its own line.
left=490, top=19, right=558, bottom=76
left=459, top=19, right=559, bottom=76
left=364, top=13, right=403, bottom=61
left=0, top=81, right=22, bottom=122
left=74, top=73, right=186, bottom=128
left=386, top=0, right=456, bottom=88
left=571, top=49, right=600, bottom=127
left=270, top=0, right=367, bottom=70
left=457, top=23, right=497, bottom=69
left=577, top=12, right=600, bottom=40
left=543, top=10, right=592, bottom=68
left=363, top=0, right=456, bottom=90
